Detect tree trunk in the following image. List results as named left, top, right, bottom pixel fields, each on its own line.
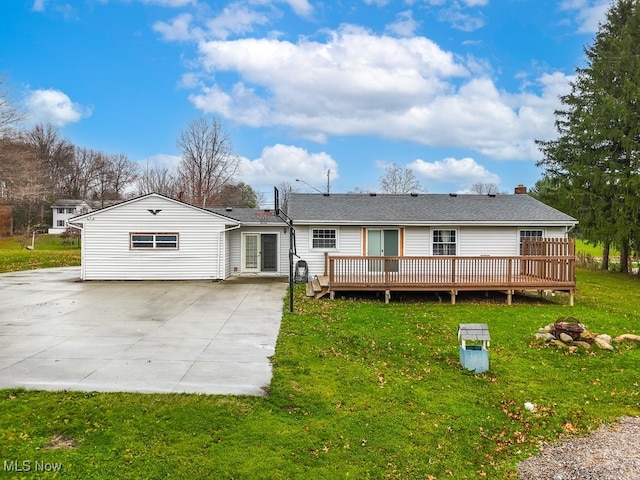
left=601, top=241, right=610, bottom=270
left=620, top=240, right=630, bottom=274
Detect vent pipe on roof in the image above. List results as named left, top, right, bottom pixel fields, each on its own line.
left=225, top=207, right=233, bottom=212
left=449, top=193, right=457, bottom=197
left=369, top=192, right=377, bottom=197
left=410, top=193, right=418, bottom=197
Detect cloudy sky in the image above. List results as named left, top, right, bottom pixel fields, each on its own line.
left=0, top=0, right=612, bottom=202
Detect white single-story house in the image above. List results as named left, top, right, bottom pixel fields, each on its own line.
left=49, top=199, right=93, bottom=234
left=70, top=188, right=578, bottom=303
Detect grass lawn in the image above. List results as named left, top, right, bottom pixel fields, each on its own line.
left=0, top=234, right=81, bottom=273
left=1, top=270, right=639, bottom=478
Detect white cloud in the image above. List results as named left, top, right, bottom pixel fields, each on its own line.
left=205, top=4, right=271, bottom=40
left=183, top=23, right=573, bottom=161
left=560, top=0, right=611, bottom=33
left=139, top=154, right=181, bottom=172
left=141, top=0, right=195, bottom=7
left=409, top=157, right=500, bottom=186
left=24, top=89, right=91, bottom=127
left=386, top=10, right=420, bottom=37
left=279, top=0, right=313, bottom=17
left=32, top=0, right=47, bottom=12
left=153, top=13, right=196, bottom=42
left=237, top=144, right=338, bottom=190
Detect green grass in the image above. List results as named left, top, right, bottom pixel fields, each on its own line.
left=1, top=271, right=639, bottom=478
left=575, top=239, right=620, bottom=258
left=0, top=234, right=81, bottom=273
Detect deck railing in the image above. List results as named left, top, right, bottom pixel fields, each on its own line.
left=325, top=255, right=575, bottom=290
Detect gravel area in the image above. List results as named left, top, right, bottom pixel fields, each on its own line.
left=517, top=417, right=640, bottom=480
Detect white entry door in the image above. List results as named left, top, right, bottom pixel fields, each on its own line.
left=242, top=233, right=279, bottom=273
left=243, top=234, right=260, bottom=273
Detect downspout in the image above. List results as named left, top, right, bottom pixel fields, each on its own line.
left=67, top=222, right=84, bottom=280
left=218, top=224, right=241, bottom=280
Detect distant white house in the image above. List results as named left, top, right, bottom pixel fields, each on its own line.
left=49, top=199, right=93, bottom=234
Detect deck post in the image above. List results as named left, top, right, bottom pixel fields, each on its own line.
left=385, top=290, right=390, bottom=304
left=506, top=290, right=513, bottom=305
left=569, top=291, right=574, bottom=306
left=450, top=290, right=457, bottom=305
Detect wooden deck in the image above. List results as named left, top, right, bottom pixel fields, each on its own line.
left=307, top=239, right=576, bottom=305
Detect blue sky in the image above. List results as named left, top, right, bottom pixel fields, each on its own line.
left=0, top=0, right=612, bottom=202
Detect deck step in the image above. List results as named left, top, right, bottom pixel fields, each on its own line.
left=305, top=282, right=315, bottom=297
left=305, top=277, right=331, bottom=299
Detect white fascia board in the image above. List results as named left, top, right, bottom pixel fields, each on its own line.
left=293, top=220, right=577, bottom=227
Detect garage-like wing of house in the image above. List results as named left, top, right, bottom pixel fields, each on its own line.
left=70, top=193, right=244, bottom=281
left=287, top=187, right=578, bottom=305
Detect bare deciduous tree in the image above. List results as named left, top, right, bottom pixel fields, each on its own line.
left=136, top=160, right=178, bottom=198
left=470, top=182, right=500, bottom=195
left=0, top=76, right=24, bottom=139
left=379, top=163, right=422, bottom=194
left=176, top=117, right=239, bottom=207
left=108, top=153, right=138, bottom=200
left=24, top=123, right=74, bottom=197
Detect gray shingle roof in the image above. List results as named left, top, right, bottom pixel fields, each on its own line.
left=287, top=193, right=577, bottom=225
left=209, top=208, right=286, bottom=224
left=51, top=199, right=89, bottom=208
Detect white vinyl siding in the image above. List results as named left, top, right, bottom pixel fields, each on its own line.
left=78, top=196, right=228, bottom=280
left=294, top=226, right=360, bottom=277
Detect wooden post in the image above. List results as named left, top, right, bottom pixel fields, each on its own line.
left=451, top=290, right=456, bottom=305
left=385, top=290, right=390, bottom=304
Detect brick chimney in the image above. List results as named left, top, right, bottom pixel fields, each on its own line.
left=514, top=184, right=527, bottom=194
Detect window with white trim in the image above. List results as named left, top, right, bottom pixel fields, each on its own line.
left=130, top=233, right=178, bottom=250
left=311, top=228, right=337, bottom=249
left=519, top=229, right=544, bottom=255
left=56, top=220, right=65, bottom=227
left=433, top=229, right=456, bottom=255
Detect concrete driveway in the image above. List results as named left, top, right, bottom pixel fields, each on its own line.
left=0, top=268, right=287, bottom=395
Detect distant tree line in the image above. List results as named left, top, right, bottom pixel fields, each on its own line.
left=0, top=80, right=259, bottom=233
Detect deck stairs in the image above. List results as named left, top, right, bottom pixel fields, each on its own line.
left=305, top=275, right=330, bottom=299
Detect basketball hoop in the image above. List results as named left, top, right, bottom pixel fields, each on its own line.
left=255, top=210, right=273, bottom=224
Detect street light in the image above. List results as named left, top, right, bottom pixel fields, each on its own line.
left=296, top=169, right=331, bottom=194
left=295, top=178, right=323, bottom=193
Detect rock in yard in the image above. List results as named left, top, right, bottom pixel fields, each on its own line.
left=573, top=340, right=591, bottom=350
left=594, top=337, right=614, bottom=351
left=535, top=332, right=556, bottom=342
left=559, top=333, right=574, bottom=344
left=613, top=334, right=640, bottom=343
left=596, top=334, right=612, bottom=344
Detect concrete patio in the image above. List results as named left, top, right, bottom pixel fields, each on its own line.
left=0, top=268, right=287, bottom=395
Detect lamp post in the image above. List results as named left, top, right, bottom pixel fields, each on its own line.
left=296, top=169, right=331, bottom=194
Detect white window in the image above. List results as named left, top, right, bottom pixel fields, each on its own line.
left=57, top=208, right=65, bottom=214
left=520, top=230, right=544, bottom=255
left=311, top=228, right=338, bottom=249
left=130, top=233, right=178, bottom=250
left=433, top=229, right=456, bottom=255
left=56, top=220, right=66, bottom=227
